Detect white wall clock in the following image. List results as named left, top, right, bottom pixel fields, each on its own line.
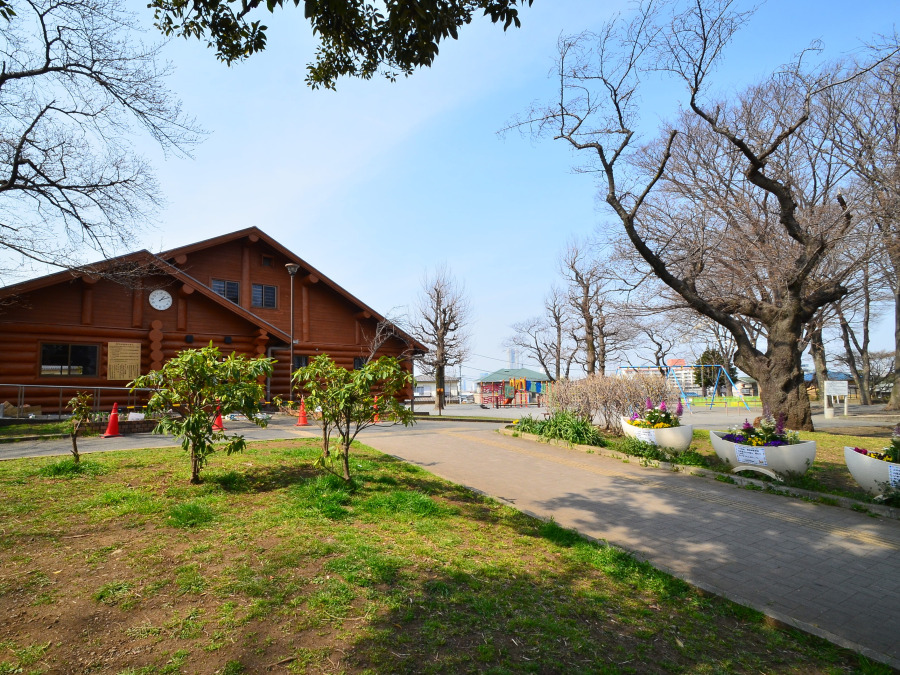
left=148, top=289, right=173, bottom=310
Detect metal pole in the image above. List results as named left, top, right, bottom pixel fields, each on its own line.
left=285, top=263, right=300, bottom=401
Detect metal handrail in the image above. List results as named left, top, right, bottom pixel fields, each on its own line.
left=0, top=383, right=155, bottom=418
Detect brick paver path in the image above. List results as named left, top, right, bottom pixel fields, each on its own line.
left=359, top=422, right=900, bottom=668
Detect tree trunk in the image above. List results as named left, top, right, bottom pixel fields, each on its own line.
left=839, top=313, right=871, bottom=406
left=887, top=284, right=900, bottom=410
left=70, top=432, right=80, bottom=464
left=341, top=443, right=351, bottom=481
left=809, top=327, right=828, bottom=402
left=190, top=449, right=201, bottom=484
left=434, top=365, right=445, bottom=414
left=734, top=320, right=813, bottom=431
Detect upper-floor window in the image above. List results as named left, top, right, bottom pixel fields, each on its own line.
left=261, top=255, right=274, bottom=267
left=353, top=357, right=366, bottom=370
left=251, top=284, right=277, bottom=309
left=40, top=343, right=99, bottom=376
left=212, top=279, right=240, bottom=304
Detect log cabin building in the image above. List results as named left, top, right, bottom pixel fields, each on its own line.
left=0, top=228, right=424, bottom=414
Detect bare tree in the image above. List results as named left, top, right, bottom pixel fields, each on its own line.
left=560, top=239, right=635, bottom=375
left=505, top=286, right=577, bottom=381
left=0, top=0, right=201, bottom=280
left=829, top=45, right=900, bottom=409
left=410, top=266, right=471, bottom=414
left=360, top=309, right=414, bottom=363
left=512, top=0, right=896, bottom=429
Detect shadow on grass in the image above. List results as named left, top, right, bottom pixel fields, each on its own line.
left=335, top=519, right=877, bottom=675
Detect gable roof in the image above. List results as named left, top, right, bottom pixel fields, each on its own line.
left=0, top=227, right=426, bottom=353
left=478, top=368, right=550, bottom=383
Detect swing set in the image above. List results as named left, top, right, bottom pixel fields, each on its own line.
left=617, top=364, right=750, bottom=413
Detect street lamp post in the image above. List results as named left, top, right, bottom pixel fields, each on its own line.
left=285, top=263, right=300, bottom=398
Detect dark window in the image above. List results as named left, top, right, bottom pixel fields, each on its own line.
left=293, top=355, right=309, bottom=370
left=251, top=284, right=277, bottom=308
left=261, top=255, right=273, bottom=267
left=212, top=279, right=240, bottom=304
left=40, top=343, right=99, bottom=376
left=353, top=357, right=366, bottom=370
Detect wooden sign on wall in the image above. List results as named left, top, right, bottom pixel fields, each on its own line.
left=108, top=342, right=142, bottom=381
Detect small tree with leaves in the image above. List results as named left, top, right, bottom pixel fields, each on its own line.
left=294, top=355, right=414, bottom=482
left=66, top=391, right=94, bottom=464
left=131, top=344, right=274, bottom=484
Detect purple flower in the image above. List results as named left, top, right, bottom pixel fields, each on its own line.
left=742, top=419, right=753, bottom=431
left=675, top=401, right=683, bottom=416
left=775, top=413, right=786, bottom=436
left=630, top=412, right=641, bottom=421
left=646, top=398, right=653, bottom=410
left=659, top=401, right=667, bottom=412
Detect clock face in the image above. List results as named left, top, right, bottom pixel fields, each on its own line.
left=148, top=289, right=173, bottom=310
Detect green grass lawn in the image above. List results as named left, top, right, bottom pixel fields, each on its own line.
left=0, top=439, right=890, bottom=674
left=0, top=421, right=72, bottom=438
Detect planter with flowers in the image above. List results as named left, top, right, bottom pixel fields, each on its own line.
left=710, top=415, right=816, bottom=480
left=621, top=399, right=693, bottom=452
left=844, top=426, right=900, bottom=496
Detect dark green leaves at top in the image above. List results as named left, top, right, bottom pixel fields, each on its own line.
left=148, top=0, right=534, bottom=88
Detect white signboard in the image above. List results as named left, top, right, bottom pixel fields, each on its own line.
left=735, top=444, right=768, bottom=466
left=824, top=380, right=849, bottom=396
left=889, top=464, right=900, bottom=488
left=633, top=427, right=657, bottom=445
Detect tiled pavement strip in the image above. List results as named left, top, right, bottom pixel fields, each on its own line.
left=357, top=423, right=900, bottom=669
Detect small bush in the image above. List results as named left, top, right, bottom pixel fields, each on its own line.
left=513, top=412, right=606, bottom=447
left=618, top=437, right=708, bottom=466
left=37, top=458, right=106, bottom=478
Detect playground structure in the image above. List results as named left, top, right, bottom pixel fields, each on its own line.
left=617, top=364, right=751, bottom=414
left=479, top=378, right=549, bottom=408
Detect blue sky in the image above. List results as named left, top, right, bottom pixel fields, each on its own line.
left=129, top=0, right=897, bottom=380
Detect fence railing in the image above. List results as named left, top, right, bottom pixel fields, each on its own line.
left=0, top=383, right=155, bottom=418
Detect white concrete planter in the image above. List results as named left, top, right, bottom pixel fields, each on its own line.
left=621, top=418, right=694, bottom=452
left=844, top=447, right=900, bottom=496
left=710, top=431, right=816, bottom=480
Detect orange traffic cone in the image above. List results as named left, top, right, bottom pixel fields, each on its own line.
left=212, top=407, right=225, bottom=431
left=101, top=402, right=121, bottom=438
left=295, top=398, right=309, bottom=426
left=374, top=395, right=380, bottom=423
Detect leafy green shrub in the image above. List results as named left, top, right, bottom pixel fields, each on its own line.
left=618, top=437, right=708, bottom=466
left=512, top=412, right=605, bottom=447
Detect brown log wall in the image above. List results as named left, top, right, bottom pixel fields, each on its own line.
left=0, top=235, right=415, bottom=414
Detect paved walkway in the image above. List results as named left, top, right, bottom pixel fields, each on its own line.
left=357, top=421, right=900, bottom=668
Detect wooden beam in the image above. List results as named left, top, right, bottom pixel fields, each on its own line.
left=301, top=285, right=309, bottom=343
left=241, top=246, right=251, bottom=308
left=131, top=281, right=143, bottom=328
left=173, top=254, right=187, bottom=265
